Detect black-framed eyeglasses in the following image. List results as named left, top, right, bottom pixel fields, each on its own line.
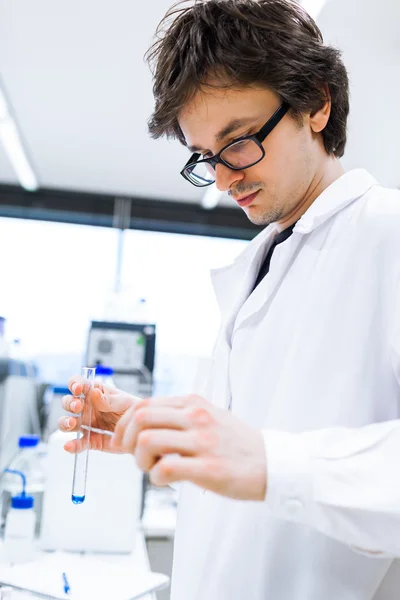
left=180, top=102, right=290, bottom=187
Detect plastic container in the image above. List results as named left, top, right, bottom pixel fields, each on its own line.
left=94, top=365, right=115, bottom=388
left=40, top=430, right=142, bottom=554
left=0, top=315, right=5, bottom=337
left=0, top=316, right=9, bottom=359
left=3, top=470, right=36, bottom=564
left=43, top=385, right=71, bottom=442
left=1, top=435, right=46, bottom=537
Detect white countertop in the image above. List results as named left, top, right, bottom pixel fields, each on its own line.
left=0, top=529, right=165, bottom=600
left=142, top=505, right=177, bottom=539
left=141, top=488, right=177, bottom=539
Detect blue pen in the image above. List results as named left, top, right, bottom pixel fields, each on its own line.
left=62, top=572, right=71, bottom=595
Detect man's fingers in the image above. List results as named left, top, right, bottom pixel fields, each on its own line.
left=62, top=395, right=84, bottom=414
left=67, top=376, right=103, bottom=397
left=135, top=394, right=206, bottom=412
left=89, top=386, right=130, bottom=413
left=112, top=406, right=135, bottom=449
left=64, top=439, right=82, bottom=454
left=64, top=433, right=119, bottom=454
left=134, top=406, right=192, bottom=431
left=63, top=381, right=103, bottom=413
left=120, top=415, right=140, bottom=454
left=112, top=406, right=189, bottom=455
left=63, top=434, right=87, bottom=454
left=118, top=407, right=190, bottom=455
left=58, top=416, right=79, bottom=433
left=135, top=429, right=197, bottom=471
left=62, top=386, right=125, bottom=417
left=113, top=405, right=213, bottom=455
left=67, top=375, right=86, bottom=396
left=149, top=456, right=209, bottom=487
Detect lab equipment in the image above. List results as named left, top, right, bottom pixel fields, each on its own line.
left=0, top=358, right=38, bottom=473
left=0, top=317, right=8, bottom=359
left=71, top=367, right=95, bottom=504
left=40, top=430, right=143, bottom=553
left=1, top=435, right=46, bottom=537
left=132, top=298, right=151, bottom=324
left=0, top=550, right=169, bottom=600
left=86, top=321, right=156, bottom=397
left=3, top=470, right=36, bottom=564
left=0, top=316, right=5, bottom=338
left=0, top=586, right=13, bottom=599
left=94, top=365, right=115, bottom=387
left=0, top=317, right=7, bottom=360
left=42, top=386, right=70, bottom=442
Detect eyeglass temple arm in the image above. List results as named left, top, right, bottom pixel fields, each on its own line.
left=256, top=102, right=290, bottom=143
left=183, top=152, right=201, bottom=168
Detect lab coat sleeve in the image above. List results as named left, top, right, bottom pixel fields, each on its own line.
left=263, top=421, right=400, bottom=557
left=390, top=275, right=400, bottom=386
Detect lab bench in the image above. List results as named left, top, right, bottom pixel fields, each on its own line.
left=0, top=529, right=165, bottom=600
left=142, top=486, right=177, bottom=600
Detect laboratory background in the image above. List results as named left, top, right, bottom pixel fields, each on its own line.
left=0, top=0, right=399, bottom=599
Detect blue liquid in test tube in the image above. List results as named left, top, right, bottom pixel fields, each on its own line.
left=71, top=366, right=96, bottom=504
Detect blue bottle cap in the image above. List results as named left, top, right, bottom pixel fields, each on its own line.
left=11, top=494, right=34, bottom=509
left=18, top=435, right=40, bottom=448
left=52, top=386, right=71, bottom=395
left=95, top=365, right=114, bottom=376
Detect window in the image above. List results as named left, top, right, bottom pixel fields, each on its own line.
left=0, top=216, right=118, bottom=359
left=120, top=229, right=247, bottom=394
left=0, top=217, right=247, bottom=391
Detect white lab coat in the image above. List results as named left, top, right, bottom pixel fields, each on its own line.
left=170, top=170, right=400, bottom=600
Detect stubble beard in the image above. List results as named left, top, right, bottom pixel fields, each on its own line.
left=246, top=203, right=286, bottom=227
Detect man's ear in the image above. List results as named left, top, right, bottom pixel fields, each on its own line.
left=310, top=87, right=331, bottom=133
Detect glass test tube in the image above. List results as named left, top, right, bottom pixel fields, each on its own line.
left=71, top=366, right=96, bottom=504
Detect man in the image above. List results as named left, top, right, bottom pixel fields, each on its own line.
left=60, top=1, right=400, bottom=598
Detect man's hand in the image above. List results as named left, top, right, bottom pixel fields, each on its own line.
left=59, top=375, right=139, bottom=454
left=111, top=394, right=267, bottom=501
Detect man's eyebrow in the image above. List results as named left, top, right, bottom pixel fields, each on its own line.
left=188, top=117, right=256, bottom=153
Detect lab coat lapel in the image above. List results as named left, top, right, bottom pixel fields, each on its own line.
left=205, top=226, right=276, bottom=409
left=231, top=169, right=378, bottom=334
left=204, top=169, right=378, bottom=410
left=232, top=231, right=306, bottom=334
left=211, top=225, right=277, bottom=344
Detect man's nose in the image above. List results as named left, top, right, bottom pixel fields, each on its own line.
left=214, top=163, right=244, bottom=192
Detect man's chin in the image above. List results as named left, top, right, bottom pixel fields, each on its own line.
left=244, top=207, right=279, bottom=227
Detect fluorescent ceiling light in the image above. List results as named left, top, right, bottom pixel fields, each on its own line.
left=0, top=92, right=8, bottom=121
left=0, top=120, right=39, bottom=191
left=0, top=83, right=39, bottom=192
left=301, top=0, right=329, bottom=19
left=201, top=184, right=223, bottom=210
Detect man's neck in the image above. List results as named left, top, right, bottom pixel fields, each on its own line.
left=276, top=158, right=345, bottom=232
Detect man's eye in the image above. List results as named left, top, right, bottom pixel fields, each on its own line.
left=202, top=152, right=213, bottom=159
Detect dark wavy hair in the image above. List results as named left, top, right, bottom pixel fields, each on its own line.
left=146, top=0, right=350, bottom=158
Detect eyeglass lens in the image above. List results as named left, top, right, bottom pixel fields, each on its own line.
left=185, top=138, right=263, bottom=185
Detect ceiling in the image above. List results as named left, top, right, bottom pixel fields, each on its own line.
left=0, top=0, right=399, bottom=209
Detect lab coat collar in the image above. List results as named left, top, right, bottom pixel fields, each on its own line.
left=210, top=169, right=378, bottom=317
left=210, top=227, right=274, bottom=317
left=294, top=168, right=378, bottom=234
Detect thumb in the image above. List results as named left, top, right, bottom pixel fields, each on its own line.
left=90, top=386, right=134, bottom=414
left=90, top=386, right=114, bottom=412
